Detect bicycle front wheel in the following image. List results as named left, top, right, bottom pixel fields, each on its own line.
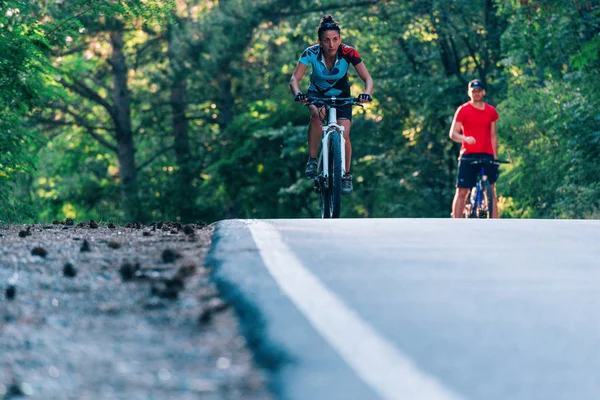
left=328, top=129, right=342, bottom=218
left=319, top=143, right=332, bottom=219
left=320, top=178, right=332, bottom=219
left=482, top=180, right=494, bottom=218
left=472, top=181, right=493, bottom=218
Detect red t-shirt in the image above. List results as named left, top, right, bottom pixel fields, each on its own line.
left=455, top=102, right=499, bottom=155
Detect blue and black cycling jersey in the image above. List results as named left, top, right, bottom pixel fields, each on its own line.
left=298, top=43, right=362, bottom=97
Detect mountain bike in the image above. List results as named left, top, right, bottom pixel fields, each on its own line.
left=306, top=97, right=363, bottom=218
left=462, top=157, right=510, bottom=219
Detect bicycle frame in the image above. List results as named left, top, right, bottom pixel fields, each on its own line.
left=472, top=166, right=487, bottom=210
left=462, top=157, right=510, bottom=218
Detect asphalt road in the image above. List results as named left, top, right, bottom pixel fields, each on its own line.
left=209, top=218, right=600, bottom=400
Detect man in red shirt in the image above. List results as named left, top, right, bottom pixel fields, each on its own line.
left=449, top=79, right=499, bottom=218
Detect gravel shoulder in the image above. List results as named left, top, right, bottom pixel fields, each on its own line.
left=0, top=222, right=272, bottom=400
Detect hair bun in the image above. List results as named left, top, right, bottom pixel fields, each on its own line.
left=317, top=14, right=340, bottom=38
left=320, top=15, right=336, bottom=26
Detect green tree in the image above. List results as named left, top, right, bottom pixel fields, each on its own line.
left=498, top=0, right=600, bottom=218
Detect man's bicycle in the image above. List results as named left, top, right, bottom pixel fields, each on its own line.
left=461, top=157, right=510, bottom=219
left=306, top=97, right=363, bottom=218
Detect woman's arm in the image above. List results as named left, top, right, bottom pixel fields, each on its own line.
left=289, top=62, right=308, bottom=96
left=354, top=62, right=373, bottom=96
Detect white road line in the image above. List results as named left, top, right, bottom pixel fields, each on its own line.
left=245, top=220, right=465, bottom=400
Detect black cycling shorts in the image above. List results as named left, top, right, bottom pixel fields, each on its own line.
left=307, top=91, right=352, bottom=121
left=456, top=153, right=499, bottom=188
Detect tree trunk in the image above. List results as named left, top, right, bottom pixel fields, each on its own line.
left=217, top=74, right=234, bottom=129
left=110, top=29, right=140, bottom=221
left=483, top=0, right=504, bottom=75
left=168, top=24, right=196, bottom=222
left=171, top=73, right=191, bottom=170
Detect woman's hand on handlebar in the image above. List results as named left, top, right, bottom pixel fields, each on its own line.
left=358, top=93, right=372, bottom=103
left=294, top=92, right=308, bottom=103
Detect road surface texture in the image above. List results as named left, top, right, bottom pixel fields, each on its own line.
left=210, top=218, right=600, bottom=400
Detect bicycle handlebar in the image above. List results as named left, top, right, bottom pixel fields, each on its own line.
left=305, top=97, right=365, bottom=108
left=460, top=157, right=511, bottom=165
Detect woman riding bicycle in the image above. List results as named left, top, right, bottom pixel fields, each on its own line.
left=289, top=15, right=373, bottom=195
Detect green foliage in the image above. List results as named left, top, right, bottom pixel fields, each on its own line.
left=0, top=0, right=175, bottom=222
left=1, top=1, right=54, bottom=220
left=572, top=35, right=600, bottom=70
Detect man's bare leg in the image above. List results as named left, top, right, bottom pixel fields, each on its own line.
left=491, top=184, right=498, bottom=219
left=452, top=188, right=470, bottom=218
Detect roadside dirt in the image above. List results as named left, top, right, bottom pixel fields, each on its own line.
left=0, top=221, right=272, bottom=400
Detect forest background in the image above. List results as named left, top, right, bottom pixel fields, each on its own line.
left=1, top=0, right=599, bottom=223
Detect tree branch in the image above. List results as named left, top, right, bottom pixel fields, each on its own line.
left=185, top=115, right=219, bottom=123
left=138, top=102, right=172, bottom=112
left=460, top=34, right=484, bottom=77
left=51, top=103, right=119, bottom=153
left=59, top=74, right=115, bottom=118
left=137, top=145, right=176, bottom=172
left=271, top=0, right=384, bottom=17
left=29, top=113, right=71, bottom=139
left=34, top=116, right=112, bottom=132
left=451, top=17, right=485, bottom=77
left=67, top=111, right=118, bottom=153
left=52, top=43, right=88, bottom=57
left=81, top=128, right=119, bottom=153
left=47, top=7, right=95, bottom=37
left=86, top=71, right=113, bottom=95
left=448, top=36, right=466, bottom=85
left=135, top=35, right=165, bottom=67
left=397, top=37, right=419, bottom=74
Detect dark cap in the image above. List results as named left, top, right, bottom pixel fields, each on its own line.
left=468, top=79, right=485, bottom=90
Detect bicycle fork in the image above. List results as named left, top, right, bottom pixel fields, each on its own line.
left=320, top=107, right=346, bottom=179
left=471, top=166, right=489, bottom=216
left=473, top=167, right=485, bottom=208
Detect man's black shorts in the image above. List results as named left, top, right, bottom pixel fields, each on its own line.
left=307, top=91, right=352, bottom=121
left=456, top=153, right=499, bottom=188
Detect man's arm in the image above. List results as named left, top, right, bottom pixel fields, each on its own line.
left=491, top=121, right=498, bottom=158
left=449, top=108, right=475, bottom=144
